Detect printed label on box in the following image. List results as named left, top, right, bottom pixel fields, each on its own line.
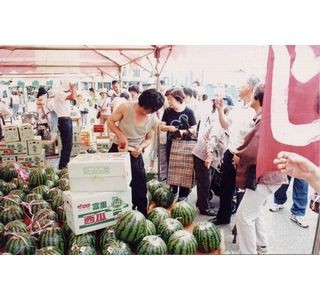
left=3, top=125, right=20, bottom=142
left=19, top=123, right=34, bottom=141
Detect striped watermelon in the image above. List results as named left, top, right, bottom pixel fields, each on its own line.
left=1, top=194, right=22, bottom=207
left=136, top=235, right=167, bottom=255
left=47, top=187, right=63, bottom=201
left=171, top=201, right=196, bottom=227
left=0, top=222, right=4, bottom=247
left=101, top=240, right=132, bottom=255
left=58, top=168, right=69, bottom=178
left=8, top=190, right=26, bottom=201
left=69, top=242, right=97, bottom=255
left=4, top=220, right=29, bottom=239
left=2, top=182, right=17, bottom=195
left=30, top=219, right=59, bottom=237
left=145, top=219, right=156, bottom=236
left=147, top=207, right=170, bottom=230
left=193, top=221, right=221, bottom=252
left=62, top=222, right=72, bottom=240
left=11, top=178, right=26, bottom=189
left=25, top=192, right=43, bottom=203
left=167, top=230, right=198, bottom=255
left=147, top=179, right=163, bottom=198
left=0, top=165, right=18, bottom=182
left=99, top=226, right=117, bottom=249
left=157, top=218, right=184, bottom=243
left=56, top=206, right=66, bottom=223
left=46, top=174, right=59, bottom=186
left=33, top=208, right=58, bottom=222
left=153, top=187, right=174, bottom=208
left=5, top=233, right=36, bottom=255
left=45, top=167, right=57, bottom=176
left=68, top=232, right=97, bottom=249
left=0, top=205, right=23, bottom=224
left=115, top=210, right=147, bottom=244
left=21, top=184, right=30, bottom=194
left=45, top=180, right=55, bottom=189
left=39, top=226, right=65, bottom=253
left=51, top=193, right=67, bottom=212
left=36, top=246, right=63, bottom=255
left=0, top=179, right=5, bottom=189
left=27, top=200, right=51, bottom=216
left=28, top=167, right=48, bottom=188
left=32, top=185, right=50, bottom=200
left=58, top=178, right=70, bottom=191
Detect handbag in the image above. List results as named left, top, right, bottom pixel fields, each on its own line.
left=309, top=193, right=320, bottom=214
left=167, top=139, right=196, bottom=188
left=245, top=165, right=257, bottom=190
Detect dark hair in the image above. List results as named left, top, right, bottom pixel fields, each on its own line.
left=192, top=89, right=198, bottom=98
left=120, top=92, right=130, bottom=100
left=160, top=80, right=166, bottom=86
left=89, top=87, right=95, bottom=93
left=37, top=86, right=47, bottom=98
left=202, top=94, right=208, bottom=101
left=138, top=89, right=165, bottom=113
left=192, top=80, right=200, bottom=86
left=112, top=80, right=119, bottom=85
left=254, top=84, right=265, bottom=106
left=165, top=88, right=174, bottom=97
left=166, top=88, right=185, bottom=104
left=128, top=85, right=140, bottom=94
left=183, top=87, right=193, bottom=98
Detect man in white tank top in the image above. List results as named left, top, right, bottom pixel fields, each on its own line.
left=107, top=89, right=165, bottom=216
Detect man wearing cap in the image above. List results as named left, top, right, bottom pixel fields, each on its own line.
left=53, top=80, right=77, bottom=169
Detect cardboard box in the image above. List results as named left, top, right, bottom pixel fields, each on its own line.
left=68, top=152, right=132, bottom=192
left=16, top=152, right=45, bottom=168
left=64, top=190, right=132, bottom=235
left=1, top=155, right=17, bottom=165
left=18, top=123, right=35, bottom=141
left=3, top=125, right=20, bottom=142
left=73, top=126, right=81, bottom=134
left=73, top=132, right=81, bottom=144
left=0, top=141, right=28, bottom=155
left=27, top=140, right=43, bottom=155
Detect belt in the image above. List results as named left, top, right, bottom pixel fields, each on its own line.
left=58, top=116, right=71, bottom=120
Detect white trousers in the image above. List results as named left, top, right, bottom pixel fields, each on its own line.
left=236, top=184, right=280, bottom=254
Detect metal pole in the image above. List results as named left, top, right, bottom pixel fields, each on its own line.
left=312, top=212, right=320, bottom=254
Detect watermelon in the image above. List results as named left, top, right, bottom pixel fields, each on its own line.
left=36, top=246, right=63, bottom=255
left=28, top=200, right=51, bottom=216
left=45, top=167, right=57, bottom=176
left=51, top=193, right=67, bottom=212
left=69, top=242, right=97, bottom=255
left=58, top=178, right=70, bottom=191
left=0, top=205, right=23, bottom=224
left=4, top=220, right=29, bottom=237
left=147, top=207, right=170, bottom=230
left=45, top=180, right=55, bottom=189
left=33, top=208, right=58, bottom=222
left=25, top=192, right=43, bottom=203
left=58, top=168, right=69, bottom=178
left=11, top=178, right=26, bottom=189
left=5, top=233, right=36, bottom=255
left=157, top=218, right=184, bottom=243
left=47, top=187, right=63, bottom=201
left=28, top=167, right=48, bottom=188
left=193, top=221, right=221, bottom=253
left=20, top=184, right=30, bottom=194
left=0, top=165, right=18, bottom=182
left=46, top=174, right=59, bottom=186
left=167, top=230, right=198, bottom=255
left=99, top=226, right=117, bottom=249
left=0, top=222, right=5, bottom=247
left=147, top=179, right=163, bottom=198
left=1, top=182, right=17, bottom=195
left=101, top=240, right=132, bottom=255
left=8, top=189, right=26, bottom=201
left=62, top=222, right=72, bottom=240
left=1, top=194, right=22, bottom=207
left=39, top=226, right=65, bottom=253
left=32, top=185, right=50, bottom=200
left=136, top=235, right=167, bottom=255
left=115, top=210, right=147, bottom=244
left=145, top=219, right=156, bottom=236
left=0, top=179, right=5, bottom=189
left=56, top=206, right=66, bottom=223
left=30, top=219, right=59, bottom=237
left=68, top=232, right=97, bottom=249
left=171, top=201, right=196, bottom=227
left=153, top=187, right=174, bottom=208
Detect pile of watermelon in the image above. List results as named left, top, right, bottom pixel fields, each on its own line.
left=0, top=166, right=221, bottom=255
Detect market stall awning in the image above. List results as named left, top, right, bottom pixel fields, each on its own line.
left=0, top=45, right=173, bottom=79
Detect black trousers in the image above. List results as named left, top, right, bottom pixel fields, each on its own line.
left=109, top=143, right=148, bottom=217
left=216, top=149, right=236, bottom=223
left=193, top=155, right=215, bottom=211
left=58, top=117, right=73, bottom=170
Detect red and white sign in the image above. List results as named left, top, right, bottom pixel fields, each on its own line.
left=257, top=45, right=320, bottom=178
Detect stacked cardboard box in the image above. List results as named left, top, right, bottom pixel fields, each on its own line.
left=65, top=152, right=132, bottom=235
left=0, top=124, right=45, bottom=167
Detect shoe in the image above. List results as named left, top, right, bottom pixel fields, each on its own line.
left=269, top=204, right=285, bottom=212
left=199, top=208, right=218, bottom=216
left=256, top=246, right=268, bottom=255
left=208, top=217, right=230, bottom=225
left=290, top=214, right=309, bottom=228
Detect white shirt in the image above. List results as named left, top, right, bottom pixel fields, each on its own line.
left=11, top=95, right=20, bottom=105
left=98, top=97, right=112, bottom=116
left=227, top=100, right=256, bottom=153
left=0, top=102, right=11, bottom=118
left=52, top=88, right=71, bottom=118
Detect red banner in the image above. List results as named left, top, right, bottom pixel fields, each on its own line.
left=257, top=45, right=320, bottom=178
